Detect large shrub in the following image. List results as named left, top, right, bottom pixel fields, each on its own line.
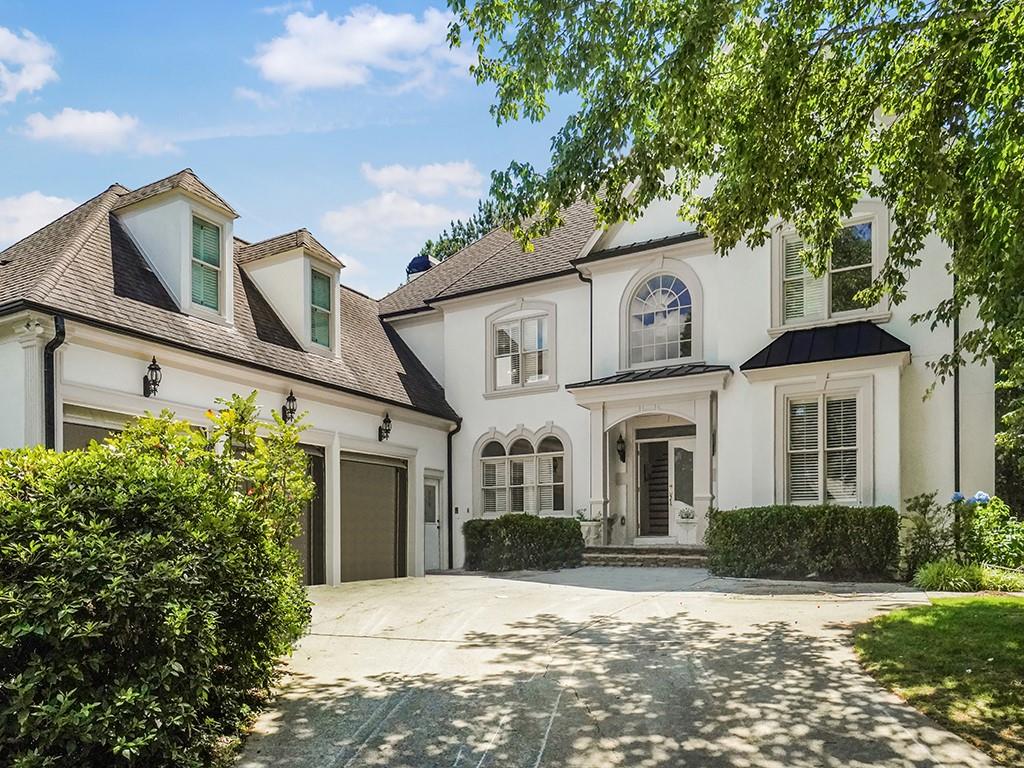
left=0, top=392, right=312, bottom=767
left=706, top=504, right=899, bottom=580
left=463, top=514, right=584, bottom=571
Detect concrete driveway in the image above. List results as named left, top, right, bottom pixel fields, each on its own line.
left=237, top=568, right=993, bottom=768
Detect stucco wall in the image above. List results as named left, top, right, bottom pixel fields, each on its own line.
left=391, top=312, right=446, bottom=386
left=0, top=340, right=26, bottom=448
left=56, top=325, right=451, bottom=582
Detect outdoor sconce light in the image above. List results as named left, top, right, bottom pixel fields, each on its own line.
left=281, top=390, right=297, bottom=423
left=378, top=412, right=392, bottom=442
left=616, top=433, right=626, bottom=463
left=142, top=356, right=162, bottom=398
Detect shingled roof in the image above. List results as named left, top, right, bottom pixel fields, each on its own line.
left=378, top=199, right=597, bottom=316
left=112, top=168, right=238, bottom=218
left=236, top=228, right=342, bottom=268
left=0, top=181, right=455, bottom=421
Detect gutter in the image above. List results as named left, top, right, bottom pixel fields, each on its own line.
left=577, top=271, right=593, bottom=380
left=953, top=274, right=961, bottom=493
left=0, top=299, right=458, bottom=425
left=43, top=314, right=66, bottom=449
left=446, top=417, right=463, bottom=570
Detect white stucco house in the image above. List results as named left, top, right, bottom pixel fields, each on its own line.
left=0, top=169, right=994, bottom=582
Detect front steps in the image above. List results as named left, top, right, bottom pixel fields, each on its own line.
left=582, top=545, right=708, bottom=568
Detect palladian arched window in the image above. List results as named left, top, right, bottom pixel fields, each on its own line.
left=629, top=274, right=693, bottom=365
left=480, top=434, right=565, bottom=515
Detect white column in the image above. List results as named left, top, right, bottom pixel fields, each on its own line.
left=15, top=318, right=47, bottom=448
left=693, top=393, right=714, bottom=543
left=588, top=405, right=607, bottom=529
left=325, top=431, right=343, bottom=585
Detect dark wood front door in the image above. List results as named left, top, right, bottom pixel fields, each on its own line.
left=638, top=441, right=670, bottom=536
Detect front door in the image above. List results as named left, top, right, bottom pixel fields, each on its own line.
left=637, top=441, right=670, bottom=536
left=668, top=438, right=696, bottom=524
left=423, top=477, right=442, bottom=571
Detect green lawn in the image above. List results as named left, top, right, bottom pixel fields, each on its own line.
left=854, top=597, right=1024, bottom=766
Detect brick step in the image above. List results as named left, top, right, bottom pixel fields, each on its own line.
left=585, top=545, right=707, bottom=556
left=582, top=551, right=708, bottom=568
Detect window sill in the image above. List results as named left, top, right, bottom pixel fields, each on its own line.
left=186, top=304, right=231, bottom=326
left=483, top=383, right=560, bottom=400
left=768, top=311, right=891, bottom=338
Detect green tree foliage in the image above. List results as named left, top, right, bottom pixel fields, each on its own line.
left=0, top=392, right=312, bottom=767
left=449, top=0, right=1024, bottom=421
left=418, top=198, right=499, bottom=261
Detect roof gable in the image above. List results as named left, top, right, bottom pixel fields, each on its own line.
left=112, top=168, right=238, bottom=218
left=237, top=228, right=342, bottom=268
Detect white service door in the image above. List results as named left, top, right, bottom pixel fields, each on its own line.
left=668, top=438, right=696, bottom=523
left=423, top=478, right=442, bottom=571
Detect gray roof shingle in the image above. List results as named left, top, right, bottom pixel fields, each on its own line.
left=0, top=180, right=456, bottom=421
left=236, top=228, right=342, bottom=268
left=112, top=168, right=239, bottom=218
left=378, top=199, right=597, bottom=315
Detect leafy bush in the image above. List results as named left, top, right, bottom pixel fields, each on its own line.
left=0, top=392, right=312, bottom=767
left=912, top=559, right=1024, bottom=592
left=902, top=493, right=954, bottom=579
left=706, top=504, right=899, bottom=580
left=463, top=514, right=584, bottom=571
left=960, top=496, right=1024, bottom=568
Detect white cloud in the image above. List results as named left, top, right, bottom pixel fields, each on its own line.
left=233, top=86, right=279, bottom=109
left=22, top=108, right=176, bottom=155
left=321, top=191, right=464, bottom=248
left=250, top=8, right=472, bottom=92
left=258, top=0, right=313, bottom=14
left=0, top=191, right=77, bottom=247
left=0, top=26, right=58, bottom=103
left=361, top=160, right=483, bottom=198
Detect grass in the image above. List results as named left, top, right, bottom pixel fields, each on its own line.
left=854, top=597, right=1024, bottom=766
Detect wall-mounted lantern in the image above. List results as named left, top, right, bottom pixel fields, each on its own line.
left=143, top=356, right=162, bottom=398
left=378, top=412, right=392, bottom=442
left=281, top=390, right=297, bottom=423
left=616, top=433, right=626, bottom=463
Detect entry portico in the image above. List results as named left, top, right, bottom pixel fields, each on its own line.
left=567, top=364, right=731, bottom=546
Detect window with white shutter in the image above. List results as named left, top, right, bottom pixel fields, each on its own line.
left=478, top=433, right=566, bottom=516
left=782, top=222, right=873, bottom=324
left=494, top=315, right=548, bottom=389
left=191, top=217, right=221, bottom=311
left=785, top=394, right=860, bottom=504
left=310, top=268, right=332, bottom=347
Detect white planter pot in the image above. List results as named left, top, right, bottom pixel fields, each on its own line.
left=579, top=520, right=603, bottom=546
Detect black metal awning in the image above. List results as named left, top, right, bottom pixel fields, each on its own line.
left=740, top=321, right=910, bottom=371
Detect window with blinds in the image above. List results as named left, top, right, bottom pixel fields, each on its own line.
left=191, top=217, right=221, bottom=311
left=494, top=315, right=549, bottom=389
left=782, top=222, right=873, bottom=324
left=310, top=268, right=332, bottom=347
left=786, top=395, right=858, bottom=504
left=479, top=435, right=565, bottom=515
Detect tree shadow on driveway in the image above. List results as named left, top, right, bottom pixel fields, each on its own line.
left=237, top=604, right=991, bottom=767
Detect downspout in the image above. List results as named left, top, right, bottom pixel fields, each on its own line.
left=43, top=314, right=66, bottom=449
left=446, top=417, right=463, bottom=570
left=953, top=274, right=961, bottom=494
left=577, top=271, right=593, bottom=380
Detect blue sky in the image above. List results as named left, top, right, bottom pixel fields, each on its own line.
left=0, top=0, right=570, bottom=297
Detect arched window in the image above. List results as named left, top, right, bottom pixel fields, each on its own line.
left=629, top=274, right=693, bottom=365
left=477, top=430, right=567, bottom=515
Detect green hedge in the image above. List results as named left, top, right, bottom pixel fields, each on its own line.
left=706, top=504, right=899, bottom=580
left=463, top=514, right=584, bottom=571
left=0, top=393, right=312, bottom=767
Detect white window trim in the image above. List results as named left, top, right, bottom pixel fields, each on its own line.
left=184, top=207, right=234, bottom=326
left=770, top=200, right=891, bottom=333
left=483, top=300, right=558, bottom=398
left=309, top=265, right=332, bottom=349
left=774, top=375, right=874, bottom=506
left=472, top=423, right=573, bottom=518
left=619, top=256, right=704, bottom=371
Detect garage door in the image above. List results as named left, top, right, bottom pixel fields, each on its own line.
left=340, top=452, right=408, bottom=582
left=292, top=445, right=327, bottom=586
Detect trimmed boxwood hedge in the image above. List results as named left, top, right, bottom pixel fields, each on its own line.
left=463, top=514, right=584, bottom=571
left=706, top=504, right=899, bottom=580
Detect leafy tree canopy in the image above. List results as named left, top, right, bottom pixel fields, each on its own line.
left=449, top=0, right=1024, bottom=431
left=418, top=197, right=500, bottom=261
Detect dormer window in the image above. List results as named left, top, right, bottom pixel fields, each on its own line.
left=310, top=268, right=332, bottom=348
left=191, top=216, right=221, bottom=312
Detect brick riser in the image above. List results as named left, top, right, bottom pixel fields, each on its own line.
left=582, top=546, right=708, bottom=568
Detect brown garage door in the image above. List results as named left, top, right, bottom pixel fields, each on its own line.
left=340, top=453, right=407, bottom=582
